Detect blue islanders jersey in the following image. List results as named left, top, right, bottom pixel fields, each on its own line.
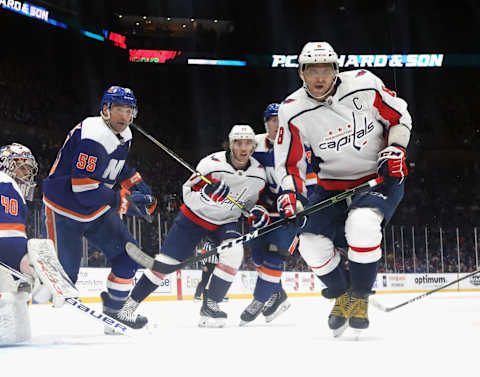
left=0, top=171, right=28, bottom=267
left=254, top=133, right=318, bottom=214
left=43, top=117, right=137, bottom=222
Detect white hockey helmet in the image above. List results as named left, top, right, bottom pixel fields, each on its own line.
left=228, top=125, right=256, bottom=148
left=298, top=41, right=339, bottom=100
left=298, top=41, right=339, bottom=72
left=0, top=143, right=38, bottom=201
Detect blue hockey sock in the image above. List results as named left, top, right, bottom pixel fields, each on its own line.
left=105, top=273, right=134, bottom=311
left=253, top=277, right=280, bottom=303
left=349, top=260, right=378, bottom=296
left=317, top=264, right=349, bottom=297
left=206, top=275, right=231, bottom=302
left=130, top=274, right=159, bottom=303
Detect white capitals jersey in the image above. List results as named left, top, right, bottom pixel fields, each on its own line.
left=275, top=69, right=412, bottom=196
left=181, top=151, right=266, bottom=228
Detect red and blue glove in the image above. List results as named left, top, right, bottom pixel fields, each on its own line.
left=248, top=205, right=271, bottom=229
left=377, top=145, right=408, bottom=185
left=201, top=179, right=230, bottom=204
left=277, top=191, right=307, bottom=228
left=277, top=191, right=303, bottom=218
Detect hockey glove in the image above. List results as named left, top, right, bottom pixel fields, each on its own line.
left=377, top=144, right=408, bottom=185
left=121, top=172, right=153, bottom=195
left=248, top=205, right=271, bottom=229
left=117, top=188, right=131, bottom=215
left=277, top=191, right=307, bottom=228
left=128, top=191, right=158, bottom=216
left=201, top=179, right=230, bottom=204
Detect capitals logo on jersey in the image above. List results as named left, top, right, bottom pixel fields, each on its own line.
left=319, top=114, right=375, bottom=152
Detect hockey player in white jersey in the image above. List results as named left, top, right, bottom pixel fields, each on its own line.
left=118, top=125, right=266, bottom=327
left=274, top=42, right=412, bottom=336
left=0, top=143, right=79, bottom=345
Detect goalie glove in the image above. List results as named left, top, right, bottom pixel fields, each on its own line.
left=201, top=179, right=230, bottom=204
left=377, top=144, right=408, bottom=185
left=248, top=205, right=271, bottom=229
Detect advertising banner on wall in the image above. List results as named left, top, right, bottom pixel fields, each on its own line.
left=74, top=268, right=480, bottom=301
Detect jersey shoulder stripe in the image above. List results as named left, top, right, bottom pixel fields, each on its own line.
left=81, top=117, right=132, bottom=154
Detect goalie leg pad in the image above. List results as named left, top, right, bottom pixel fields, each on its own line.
left=28, top=238, right=79, bottom=307
left=0, top=291, right=31, bottom=345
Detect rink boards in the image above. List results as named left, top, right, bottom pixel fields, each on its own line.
left=70, top=268, right=480, bottom=303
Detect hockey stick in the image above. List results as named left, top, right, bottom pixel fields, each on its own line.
left=131, top=123, right=249, bottom=216
left=126, top=177, right=384, bottom=274
left=0, top=261, right=133, bottom=335
left=370, top=269, right=480, bottom=312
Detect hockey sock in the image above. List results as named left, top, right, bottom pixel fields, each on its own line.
left=106, top=273, right=134, bottom=311
left=253, top=277, right=280, bottom=303
left=129, top=274, right=159, bottom=303
left=317, top=264, right=349, bottom=297
left=349, top=260, right=378, bottom=296
left=206, top=275, right=231, bottom=302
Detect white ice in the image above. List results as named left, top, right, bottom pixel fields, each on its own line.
left=1, top=292, right=479, bottom=377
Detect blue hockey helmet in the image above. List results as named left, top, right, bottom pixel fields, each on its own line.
left=263, top=103, right=280, bottom=123
left=100, top=86, right=138, bottom=118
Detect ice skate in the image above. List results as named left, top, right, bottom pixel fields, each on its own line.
left=348, top=293, right=369, bottom=338
left=239, top=299, right=264, bottom=326
left=199, top=296, right=227, bottom=328
left=101, top=292, right=148, bottom=335
left=327, top=291, right=350, bottom=338
left=262, top=288, right=291, bottom=323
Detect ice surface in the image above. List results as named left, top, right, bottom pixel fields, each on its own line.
left=1, top=292, right=479, bottom=376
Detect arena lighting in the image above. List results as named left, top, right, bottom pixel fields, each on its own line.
left=1, top=0, right=67, bottom=28
left=80, top=30, right=104, bottom=41
left=188, top=59, right=247, bottom=67
left=103, top=30, right=127, bottom=49
left=129, top=49, right=182, bottom=63
left=270, top=53, right=444, bottom=68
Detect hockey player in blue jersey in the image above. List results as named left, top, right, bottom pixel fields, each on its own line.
left=240, top=103, right=320, bottom=326
left=0, top=143, right=79, bottom=344
left=41, top=86, right=156, bottom=332
left=239, top=104, right=293, bottom=325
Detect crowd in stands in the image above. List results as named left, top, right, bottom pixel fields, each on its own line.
left=1, top=55, right=479, bottom=274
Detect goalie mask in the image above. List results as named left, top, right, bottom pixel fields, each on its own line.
left=0, top=143, right=38, bottom=201
left=298, top=41, right=339, bottom=100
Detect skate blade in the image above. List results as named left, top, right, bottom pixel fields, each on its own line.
left=332, top=322, right=349, bottom=338
left=265, top=301, right=291, bottom=323
left=198, top=316, right=226, bottom=328
left=104, top=326, right=125, bottom=336
left=353, top=328, right=365, bottom=340
left=239, top=320, right=251, bottom=327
